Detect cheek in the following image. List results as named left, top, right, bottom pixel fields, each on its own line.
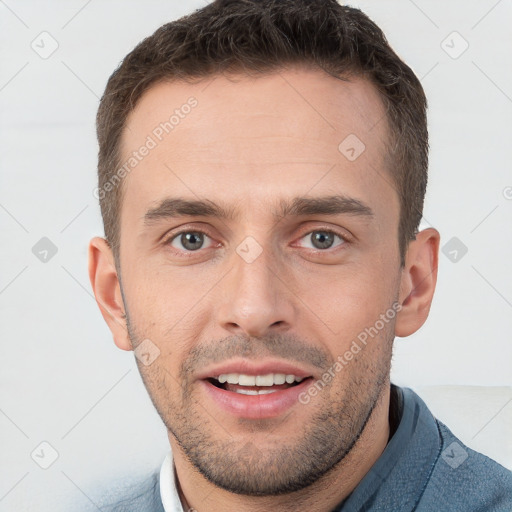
left=299, top=261, right=397, bottom=336
left=123, top=268, right=201, bottom=359
left=127, top=263, right=201, bottom=322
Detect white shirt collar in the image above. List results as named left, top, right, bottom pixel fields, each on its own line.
left=159, top=450, right=185, bottom=512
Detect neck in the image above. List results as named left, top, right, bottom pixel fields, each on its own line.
left=170, top=383, right=391, bottom=512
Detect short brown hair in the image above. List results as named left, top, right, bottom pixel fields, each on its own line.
left=96, top=0, right=428, bottom=267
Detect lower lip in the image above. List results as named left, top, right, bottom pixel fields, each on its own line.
left=201, top=378, right=312, bottom=419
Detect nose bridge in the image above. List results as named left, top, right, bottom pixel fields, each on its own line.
left=218, top=235, right=294, bottom=337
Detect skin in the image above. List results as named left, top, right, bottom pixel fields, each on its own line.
left=88, top=66, right=439, bottom=512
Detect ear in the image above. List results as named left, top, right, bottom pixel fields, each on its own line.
left=88, top=237, right=132, bottom=351
left=395, top=228, right=440, bottom=337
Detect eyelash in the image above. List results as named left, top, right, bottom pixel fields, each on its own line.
left=162, top=226, right=352, bottom=256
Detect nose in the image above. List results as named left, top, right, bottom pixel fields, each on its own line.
left=216, top=242, right=296, bottom=338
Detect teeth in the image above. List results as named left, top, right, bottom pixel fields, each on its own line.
left=215, top=373, right=305, bottom=386
left=238, top=374, right=256, bottom=386
left=235, top=388, right=278, bottom=395
left=226, top=373, right=239, bottom=384
left=273, top=373, right=286, bottom=385
left=255, top=374, right=274, bottom=386
left=235, top=388, right=258, bottom=395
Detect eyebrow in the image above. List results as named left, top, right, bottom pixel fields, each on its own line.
left=143, top=195, right=374, bottom=226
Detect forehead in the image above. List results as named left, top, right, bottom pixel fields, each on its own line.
left=119, top=67, right=396, bottom=228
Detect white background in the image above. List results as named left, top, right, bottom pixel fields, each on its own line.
left=1, top=0, right=511, bottom=510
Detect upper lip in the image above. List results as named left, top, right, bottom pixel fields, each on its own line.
left=196, top=358, right=316, bottom=381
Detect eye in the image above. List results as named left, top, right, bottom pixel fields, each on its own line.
left=163, top=227, right=348, bottom=256
left=297, top=230, right=347, bottom=250
left=166, top=230, right=215, bottom=252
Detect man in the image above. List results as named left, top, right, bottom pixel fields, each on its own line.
left=88, top=0, right=512, bottom=510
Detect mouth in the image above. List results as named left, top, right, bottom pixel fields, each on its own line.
left=206, top=372, right=307, bottom=395
left=199, top=365, right=315, bottom=419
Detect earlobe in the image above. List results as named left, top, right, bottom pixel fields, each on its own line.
left=88, top=237, right=133, bottom=351
left=395, top=228, right=440, bottom=337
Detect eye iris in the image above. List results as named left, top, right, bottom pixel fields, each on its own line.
left=178, top=232, right=337, bottom=251
left=181, top=232, right=204, bottom=251
left=311, top=231, right=334, bottom=249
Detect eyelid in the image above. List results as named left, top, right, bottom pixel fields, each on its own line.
left=162, top=225, right=218, bottom=249
left=292, top=230, right=351, bottom=254
left=294, top=225, right=354, bottom=244
left=162, top=224, right=353, bottom=254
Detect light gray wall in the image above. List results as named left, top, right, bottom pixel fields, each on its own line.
left=1, top=1, right=511, bottom=510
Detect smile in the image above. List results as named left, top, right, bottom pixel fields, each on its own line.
left=208, top=373, right=305, bottom=395
left=200, top=364, right=315, bottom=419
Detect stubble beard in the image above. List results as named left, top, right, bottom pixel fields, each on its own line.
left=128, top=322, right=393, bottom=497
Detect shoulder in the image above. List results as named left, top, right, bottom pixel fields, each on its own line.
left=418, top=418, right=512, bottom=511
left=96, top=470, right=165, bottom=512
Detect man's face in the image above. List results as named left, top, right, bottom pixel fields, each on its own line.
left=117, top=67, right=402, bottom=495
